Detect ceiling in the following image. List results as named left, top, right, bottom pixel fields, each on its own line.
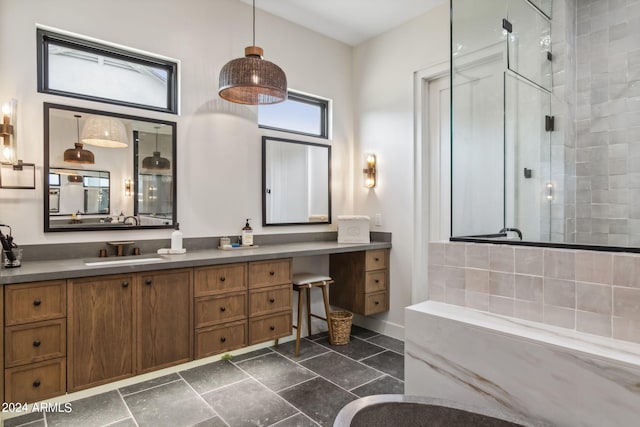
left=240, top=0, right=447, bottom=46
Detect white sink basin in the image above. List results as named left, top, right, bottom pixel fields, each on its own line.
left=84, top=256, right=164, bottom=266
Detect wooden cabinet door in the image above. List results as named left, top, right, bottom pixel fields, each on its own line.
left=137, top=269, right=193, bottom=374
left=67, top=274, right=135, bottom=392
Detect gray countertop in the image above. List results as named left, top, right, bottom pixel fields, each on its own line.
left=1, top=240, right=391, bottom=285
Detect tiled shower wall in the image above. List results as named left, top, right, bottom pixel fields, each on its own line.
left=574, top=0, right=640, bottom=246
left=551, top=0, right=577, bottom=244
left=428, top=241, right=640, bottom=344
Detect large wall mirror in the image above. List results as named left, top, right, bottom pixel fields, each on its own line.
left=262, top=137, right=331, bottom=226
left=44, top=103, right=176, bottom=231
left=450, top=0, right=640, bottom=252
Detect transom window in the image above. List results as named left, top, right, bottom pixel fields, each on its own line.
left=258, top=91, right=329, bottom=139
left=37, top=28, right=179, bottom=114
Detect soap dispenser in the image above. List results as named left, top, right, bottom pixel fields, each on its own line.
left=242, top=219, right=253, bottom=246
left=171, top=223, right=183, bottom=250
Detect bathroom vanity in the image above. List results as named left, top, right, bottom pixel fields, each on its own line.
left=0, top=240, right=390, bottom=403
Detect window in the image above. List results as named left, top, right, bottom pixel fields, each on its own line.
left=37, top=28, right=179, bottom=114
left=258, top=91, right=329, bottom=138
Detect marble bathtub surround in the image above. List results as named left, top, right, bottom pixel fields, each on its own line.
left=405, top=301, right=640, bottom=427
left=428, top=241, right=640, bottom=344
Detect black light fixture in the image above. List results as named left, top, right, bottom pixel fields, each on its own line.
left=142, top=126, right=170, bottom=170
left=218, top=0, right=287, bottom=105
left=64, top=115, right=95, bottom=164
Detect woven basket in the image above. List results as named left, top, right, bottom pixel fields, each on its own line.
left=329, top=311, right=353, bottom=345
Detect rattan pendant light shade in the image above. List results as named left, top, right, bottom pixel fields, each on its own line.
left=218, top=0, right=287, bottom=105
left=142, top=127, right=170, bottom=170
left=64, top=115, right=95, bottom=164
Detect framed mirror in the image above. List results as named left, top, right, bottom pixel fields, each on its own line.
left=262, top=136, right=331, bottom=226
left=44, top=103, right=176, bottom=231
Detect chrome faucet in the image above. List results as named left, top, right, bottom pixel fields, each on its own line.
left=123, top=216, right=138, bottom=226
left=499, top=227, right=523, bottom=240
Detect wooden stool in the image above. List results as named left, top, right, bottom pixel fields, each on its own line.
left=292, top=273, right=334, bottom=357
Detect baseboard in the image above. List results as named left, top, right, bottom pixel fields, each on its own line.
left=352, top=314, right=405, bottom=341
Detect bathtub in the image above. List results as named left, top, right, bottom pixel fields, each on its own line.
left=334, top=394, right=536, bottom=427
left=405, top=301, right=640, bottom=427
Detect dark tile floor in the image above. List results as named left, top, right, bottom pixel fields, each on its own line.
left=5, top=326, right=404, bottom=427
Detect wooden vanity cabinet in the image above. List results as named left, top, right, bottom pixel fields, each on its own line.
left=194, top=263, right=248, bottom=358
left=67, top=274, right=135, bottom=392
left=330, top=249, right=390, bottom=315
left=136, top=269, right=193, bottom=374
left=248, top=259, right=292, bottom=345
left=68, top=269, right=194, bottom=391
left=4, top=280, right=67, bottom=403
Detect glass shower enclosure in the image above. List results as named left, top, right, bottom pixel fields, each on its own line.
left=451, top=0, right=554, bottom=242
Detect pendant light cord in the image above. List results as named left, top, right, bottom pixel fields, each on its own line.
left=74, top=115, right=81, bottom=144
left=252, top=0, right=256, bottom=46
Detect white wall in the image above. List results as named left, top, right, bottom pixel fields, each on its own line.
left=352, top=4, right=450, bottom=330
left=0, top=0, right=353, bottom=244
left=0, top=0, right=454, bottom=334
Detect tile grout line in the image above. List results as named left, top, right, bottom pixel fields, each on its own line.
left=211, top=365, right=303, bottom=423
left=266, top=409, right=321, bottom=427
left=298, top=337, right=404, bottom=384
left=119, top=377, right=184, bottom=397
left=347, top=373, right=386, bottom=392
left=176, top=373, right=230, bottom=427
left=230, top=351, right=320, bottom=394
left=114, top=389, right=140, bottom=427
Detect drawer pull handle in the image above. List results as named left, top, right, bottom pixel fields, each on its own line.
left=374, top=279, right=380, bottom=283
left=145, top=279, right=152, bottom=286
left=375, top=258, right=380, bottom=262
left=269, top=271, right=275, bottom=276
left=33, top=299, right=42, bottom=306
left=122, top=281, right=129, bottom=288
left=33, top=340, right=41, bottom=347
left=220, top=307, right=226, bottom=312
left=220, top=276, right=226, bottom=282
left=374, top=301, right=380, bottom=305
left=33, top=380, right=41, bottom=388
left=269, top=298, right=275, bottom=303
left=270, top=325, right=275, bottom=331
left=220, top=337, right=226, bottom=343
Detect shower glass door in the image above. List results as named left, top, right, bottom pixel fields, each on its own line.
left=451, top=0, right=553, bottom=241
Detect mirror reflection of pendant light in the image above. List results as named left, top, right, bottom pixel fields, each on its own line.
left=81, top=115, right=128, bottom=148
left=218, top=0, right=287, bottom=105
left=142, top=126, right=170, bottom=170
left=64, top=115, right=95, bottom=164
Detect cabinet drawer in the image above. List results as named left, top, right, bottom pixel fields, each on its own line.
left=195, top=264, right=247, bottom=296
left=364, top=291, right=387, bottom=315
left=249, top=312, right=292, bottom=345
left=5, top=319, right=66, bottom=368
left=5, top=358, right=66, bottom=403
left=249, top=284, right=292, bottom=317
left=5, top=281, right=66, bottom=326
left=195, top=320, right=247, bottom=359
left=365, top=250, right=387, bottom=271
left=195, top=292, right=247, bottom=328
left=365, top=271, right=387, bottom=293
left=248, top=259, right=291, bottom=288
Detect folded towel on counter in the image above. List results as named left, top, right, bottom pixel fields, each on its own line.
left=157, top=248, right=187, bottom=254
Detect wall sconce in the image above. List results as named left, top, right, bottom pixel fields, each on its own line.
left=124, top=179, right=133, bottom=197
left=363, top=153, right=376, bottom=188
left=1, top=99, right=17, bottom=164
